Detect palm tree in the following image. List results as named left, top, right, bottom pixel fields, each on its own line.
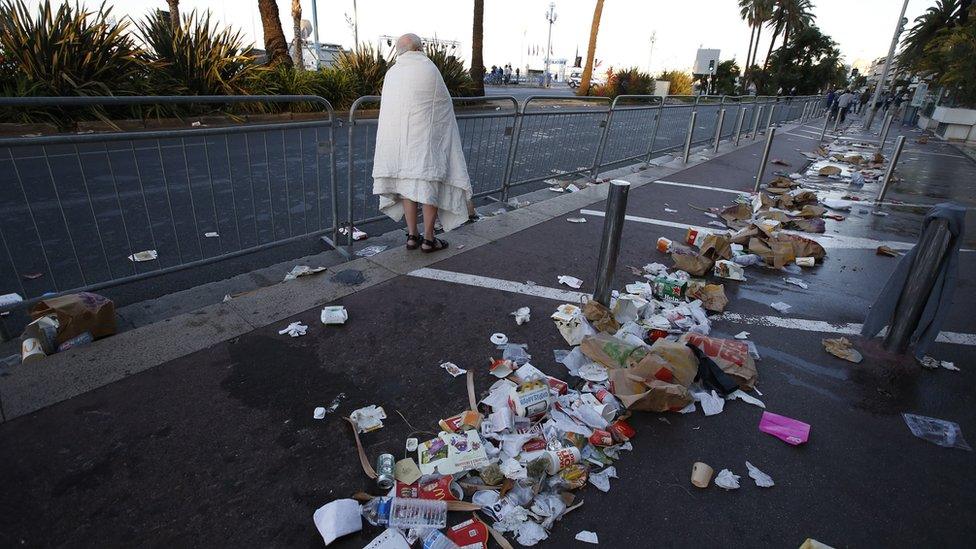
left=762, top=0, right=813, bottom=71
left=471, top=0, right=485, bottom=96
left=290, top=0, right=303, bottom=68
left=257, top=0, right=292, bottom=67
left=578, top=0, right=605, bottom=95
left=739, top=0, right=772, bottom=89
left=166, top=0, right=179, bottom=29
left=898, top=0, right=959, bottom=72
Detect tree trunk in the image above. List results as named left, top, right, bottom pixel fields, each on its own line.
left=762, top=25, right=781, bottom=72
left=578, top=0, right=605, bottom=96
left=471, top=0, right=485, bottom=96
left=258, top=0, right=293, bottom=67
left=744, top=24, right=756, bottom=91
left=751, top=24, right=763, bottom=74
left=166, top=0, right=180, bottom=29
left=291, top=0, right=303, bottom=68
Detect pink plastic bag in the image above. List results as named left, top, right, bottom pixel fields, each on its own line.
left=759, top=411, right=810, bottom=445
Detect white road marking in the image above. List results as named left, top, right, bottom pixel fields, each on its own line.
left=899, top=150, right=968, bottom=159
left=406, top=268, right=976, bottom=347
left=652, top=180, right=749, bottom=195
left=578, top=209, right=920, bottom=250
left=407, top=267, right=589, bottom=303
left=784, top=133, right=819, bottom=141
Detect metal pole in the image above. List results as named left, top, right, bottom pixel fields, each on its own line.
left=753, top=128, right=775, bottom=192
left=765, top=104, right=775, bottom=131
left=882, top=217, right=953, bottom=353
left=593, top=180, right=630, bottom=306
left=643, top=100, right=664, bottom=164
left=500, top=101, right=525, bottom=202
left=752, top=105, right=764, bottom=140
left=864, top=0, right=910, bottom=130
left=712, top=108, right=726, bottom=153
left=819, top=113, right=830, bottom=142
left=876, top=135, right=906, bottom=203
left=877, top=113, right=893, bottom=152
left=682, top=110, right=697, bottom=163
left=310, top=0, right=321, bottom=69
left=543, top=2, right=556, bottom=88
left=733, top=106, right=746, bottom=146
left=832, top=108, right=841, bottom=132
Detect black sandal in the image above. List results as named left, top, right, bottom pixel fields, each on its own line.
left=406, top=233, right=422, bottom=250
left=421, top=237, right=449, bottom=253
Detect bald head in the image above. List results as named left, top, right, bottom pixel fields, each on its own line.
left=396, top=33, right=422, bottom=55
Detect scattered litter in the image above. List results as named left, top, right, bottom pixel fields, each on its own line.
left=770, top=301, right=792, bottom=314
left=745, top=461, right=774, bottom=487
left=918, top=355, right=939, bottom=369
left=490, top=332, right=508, bottom=345
left=784, top=277, right=809, bottom=289
left=796, top=257, right=816, bottom=267
left=394, top=458, right=422, bottom=485
left=707, top=220, right=727, bottom=228
left=714, top=260, right=746, bottom=281
left=0, top=292, right=23, bottom=308
left=770, top=159, right=790, bottom=166
left=278, top=321, right=308, bottom=338
left=285, top=265, right=326, bottom=281
left=821, top=198, right=851, bottom=211
left=320, top=305, right=348, bottom=325
left=588, top=466, right=617, bottom=492
left=21, top=272, right=44, bottom=280
left=822, top=337, right=862, bottom=363
left=759, top=411, right=810, bottom=445
left=349, top=405, right=386, bottom=433
left=128, top=250, right=158, bottom=262
left=941, top=361, right=960, bottom=371
left=800, top=539, right=836, bottom=549
left=338, top=225, right=368, bottom=241
left=558, top=275, right=583, bottom=289
left=734, top=331, right=749, bottom=340
left=324, top=393, right=345, bottom=414
left=566, top=217, right=587, bottom=223
left=818, top=165, right=842, bottom=176
left=575, top=530, right=599, bottom=544
left=714, top=469, right=740, bottom=490
left=664, top=208, right=678, bottom=213
left=872, top=210, right=889, bottom=217
left=902, top=413, right=971, bottom=451
left=204, top=231, right=219, bottom=238
left=312, top=499, right=362, bottom=546
left=691, top=461, right=714, bottom=488
left=440, top=362, right=467, bottom=377
left=728, top=389, right=765, bottom=409
left=511, top=307, right=531, bottom=325
left=355, top=245, right=388, bottom=257
left=876, top=245, right=900, bottom=257
left=363, top=529, right=410, bottom=548
left=313, top=407, right=326, bottom=419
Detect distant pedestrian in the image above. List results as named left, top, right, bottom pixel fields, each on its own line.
left=372, top=34, right=472, bottom=252
left=858, top=90, right=870, bottom=114
left=837, top=89, right=853, bottom=123
left=515, top=67, right=520, bottom=84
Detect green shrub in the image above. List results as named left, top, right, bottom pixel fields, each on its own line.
left=591, top=66, right=653, bottom=98
left=335, top=44, right=388, bottom=97
left=423, top=44, right=477, bottom=97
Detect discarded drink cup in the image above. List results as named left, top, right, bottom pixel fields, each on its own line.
left=691, top=461, right=714, bottom=488
left=545, top=446, right=581, bottom=474
left=376, top=453, right=395, bottom=490
left=656, top=237, right=673, bottom=254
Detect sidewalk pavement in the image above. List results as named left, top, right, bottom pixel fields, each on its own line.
left=2, top=115, right=975, bottom=547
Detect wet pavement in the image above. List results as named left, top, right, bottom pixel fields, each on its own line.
left=2, top=113, right=975, bottom=548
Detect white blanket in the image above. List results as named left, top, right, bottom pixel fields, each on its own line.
left=372, top=51, right=472, bottom=232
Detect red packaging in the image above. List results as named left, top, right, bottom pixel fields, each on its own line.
left=685, top=228, right=699, bottom=246
left=447, top=517, right=489, bottom=549
left=588, top=429, right=613, bottom=446
left=609, top=419, right=636, bottom=442
left=521, top=437, right=547, bottom=452
left=647, top=329, right=669, bottom=343
left=546, top=376, right=569, bottom=395
left=396, top=476, right=460, bottom=501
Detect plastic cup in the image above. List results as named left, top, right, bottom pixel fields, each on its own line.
left=691, top=462, right=714, bottom=488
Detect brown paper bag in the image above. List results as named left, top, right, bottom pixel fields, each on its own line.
left=580, top=333, right=648, bottom=369
left=719, top=203, right=752, bottom=225
left=582, top=298, right=620, bottom=334
left=730, top=224, right=762, bottom=245
left=679, top=333, right=757, bottom=390
left=798, top=204, right=826, bottom=218
left=30, top=292, right=116, bottom=344
left=634, top=339, right=699, bottom=387
left=696, top=283, right=729, bottom=313
left=671, top=250, right=714, bottom=277
left=781, top=234, right=826, bottom=260
left=789, top=218, right=826, bottom=233
left=698, top=234, right=732, bottom=260
left=608, top=368, right=693, bottom=412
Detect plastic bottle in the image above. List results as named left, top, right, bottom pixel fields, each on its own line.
left=361, top=497, right=448, bottom=529
left=422, top=529, right=459, bottom=549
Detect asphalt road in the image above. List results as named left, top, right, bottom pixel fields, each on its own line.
left=1, top=116, right=974, bottom=547
left=0, top=98, right=810, bottom=315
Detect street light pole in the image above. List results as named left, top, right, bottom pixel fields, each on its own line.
left=543, top=2, right=557, bottom=88
left=863, top=0, right=909, bottom=130
left=310, top=0, right=321, bottom=69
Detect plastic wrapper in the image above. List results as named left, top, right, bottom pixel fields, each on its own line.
left=680, top=333, right=758, bottom=390
left=902, top=413, right=972, bottom=451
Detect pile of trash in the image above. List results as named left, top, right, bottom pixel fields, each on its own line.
left=16, top=292, right=116, bottom=364
left=313, top=265, right=777, bottom=546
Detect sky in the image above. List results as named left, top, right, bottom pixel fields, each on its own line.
left=35, top=0, right=929, bottom=74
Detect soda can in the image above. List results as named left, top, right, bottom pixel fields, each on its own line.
left=652, top=275, right=686, bottom=301
left=375, top=453, right=395, bottom=490
left=656, top=237, right=673, bottom=254
left=685, top=227, right=699, bottom=246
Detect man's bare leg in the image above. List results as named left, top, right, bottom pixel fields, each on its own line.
left=422, top=203, right=438, bottom=242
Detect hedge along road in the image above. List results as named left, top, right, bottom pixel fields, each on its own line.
left=0, top=100, right=752, bottom=307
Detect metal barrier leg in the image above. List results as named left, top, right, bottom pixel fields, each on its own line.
left=593, top=180, right=630, bottom=306
left=753, top=106, right=764, bottom=141
left=876, top=135, right=906, bottom=203
left=712, top=108, right=726, bottom=154
left=753, top=128, right=775, bottom=192
left=733, top=107, right=746, bottom=147
left=877, top=113, right=893, bottom=152
left=590, top=107, right=615, bottom=181
left=765, top=104, right=775, bottom=131
left=682, top=111, right=697, bottom=163
left=819, top=114, right=830, bottom=142
left=500, top=110, right=525, bottom=202
left=643, top=105, right=663, bottom=164
left=882, top=217, right=953, bottom=353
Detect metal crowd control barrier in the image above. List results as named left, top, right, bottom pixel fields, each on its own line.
left=0, top=95, right=337, bottom=311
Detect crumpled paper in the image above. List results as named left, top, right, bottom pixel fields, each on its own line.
left=822, top=337, right=863, bottom=363
left=516, top=520, right=549, bottom=546
left=714, top=468, right=740, bottom=490
left=588, top=466, right=617, bottom=492
left=511, top=307, right=531, bottom=325
left=278, top=321, right=308, bottom=337
left=746, top=461, right=775, bottom=487
left=575, top=530, right=599, bottom=544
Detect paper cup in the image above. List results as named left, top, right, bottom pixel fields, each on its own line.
left=691, top=462, right=714, bottom=488
left=21, top=338, right=46, bottom=364
left=546, top=447, right=581, bottom=474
